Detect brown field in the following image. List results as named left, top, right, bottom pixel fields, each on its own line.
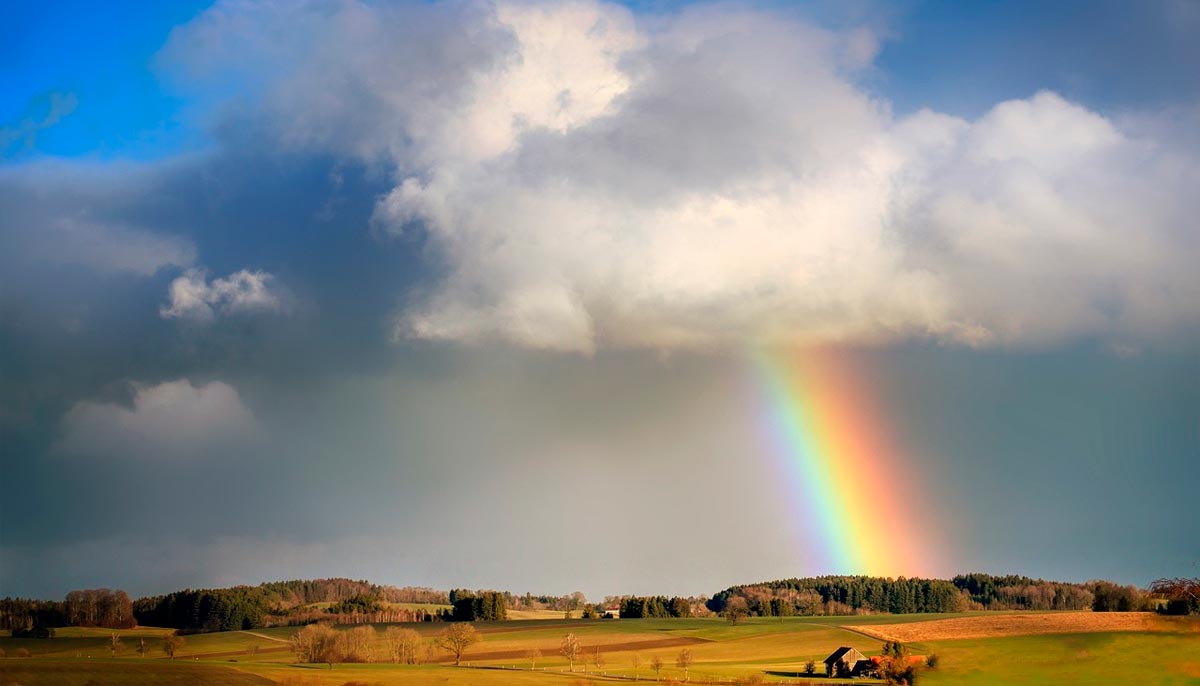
left=437, top=635, right=710, bottom=663
left=847, top=611, right=1197, bottom=642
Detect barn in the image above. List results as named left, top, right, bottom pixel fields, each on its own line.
left=823, top=646, right=873, bottom=677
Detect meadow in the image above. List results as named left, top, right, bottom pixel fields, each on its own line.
left=2, top=612, right=1197, bottom=686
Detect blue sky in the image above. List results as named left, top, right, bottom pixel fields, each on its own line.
left=1, top=0, right=1198, bottom=600
left=8, top=0, right=1199, bottom=161
left=2, top=1, right=211, bottom=159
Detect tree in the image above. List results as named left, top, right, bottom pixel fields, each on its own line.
left=525, top=647, right=543, bottom=669
left=724, top=597, right=749, bottom=625
left=137, top=637, right=147, bottom=657
left=109, top=632, right=124, bottom=657
left=162, top=633, right=185, bottom=659
left=290, top=623, right=340, bottom=666
left=1150, top=577, right=1200, bottom=615
left=341, top=625, right=376, bottom=662
left=676, top=648, right=693, bottom=681
left=560, top=632, right=581, bottom=672
left=804, top=660, right=816, bottom=675
left=650, top=654, right=664, bottom=681
left=592, top=646, right=606, bottom=674
left=451, top=591, right=508, bottom=621
left=631, top=652, right=642, bottom=681
left=436, top=623, right=479, bottom=666
left=386, top=627, right=422, bottom=664
left=878, top=641, right=920, bottom=685
left=1091, top=581, right=1144, bottom=612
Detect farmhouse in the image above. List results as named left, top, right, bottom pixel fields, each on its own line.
left=823, top=646, right=873, bottom=677
left=602, top=607, right=621, bottom=619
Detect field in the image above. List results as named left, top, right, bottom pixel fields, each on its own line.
left=3, top=612, right=1198, bottom=686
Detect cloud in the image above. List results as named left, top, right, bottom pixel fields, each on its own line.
left=56, top=379, right=256, bottom=459
left=164, top=0, right=1200, bottom=353
left=0, top=91, right=78, bottom=156
left=40, top=217, right=195, bottom=277
left=160, top=268, right=287, bottom=323
left=0, top=163, right=196, bottom=276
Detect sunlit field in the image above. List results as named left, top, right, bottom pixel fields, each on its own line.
left=4, top=612, right=1197, bottom=686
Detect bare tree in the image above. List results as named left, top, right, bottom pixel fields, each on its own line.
left=162, top=633, right=185, bottom=659
left=650, top=654, right=664, bottom=681
left=340, top=625, right=376, bottom=663
left=109, top=633, right=123, bottom=657
left=386, top=627, right=422, bottom=664
left=676, top=648, right=693, bottom=681
left=631, top=652, right=642, bottom=681
left=560, top=632, right=581, bottom=672
left=1151, top=576, right=1200, bottom=613
left=525, top=647, right=543, bottom=669
left=137, top=637, right=147, bottom=657
left=290, top=623, right=340, bottom=667
left=592, top=646, right=606, bottom=674
left=436, top=623, right=480, bottom=666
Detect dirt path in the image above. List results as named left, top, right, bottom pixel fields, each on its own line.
left=239, top=630, right=290, bottom=643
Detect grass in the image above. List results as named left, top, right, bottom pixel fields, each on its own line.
left=0, top=659, right=274, bottom=686
left=920, top=632, right=1200, bottom=686
left=2, top=612, right=1197, bottom=685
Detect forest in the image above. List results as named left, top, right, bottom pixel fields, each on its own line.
left=710, top=573, right=1147, bottom=616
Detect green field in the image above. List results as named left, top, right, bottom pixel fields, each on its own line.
left=3, top=613, right=1197, bottom=686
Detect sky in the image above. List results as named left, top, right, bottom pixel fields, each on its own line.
left=1, top=0, right=1198, bottom=601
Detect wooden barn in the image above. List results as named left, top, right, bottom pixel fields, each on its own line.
left=823, top=646, right=873, bottom=677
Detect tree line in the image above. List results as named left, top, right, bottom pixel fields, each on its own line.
left=134, top=582, right=442, bottom=633
left=6, top=572, right=1193, bottom=636
left=1, top=589, right=134, bottom=633
left=616, top=595, right=693, bottom=618
left=711, top=575, right=972, bottom=616
left=448, top=590, right=507, bottom=621
left=289, top=622, right=481, bottom=666
left=709, top=573, right=1141, bottom=616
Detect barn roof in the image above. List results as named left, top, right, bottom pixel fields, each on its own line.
left=823, top=646, right=866, bottom=665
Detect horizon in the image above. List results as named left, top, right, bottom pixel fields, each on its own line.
left=2, top=0, right=1198, bottom=603
left=0, top=569, right=1151, bottom=606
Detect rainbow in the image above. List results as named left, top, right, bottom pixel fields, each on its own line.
left=751, top=347, right=933, bottom=578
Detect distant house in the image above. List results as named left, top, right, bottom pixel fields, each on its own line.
left=601, top=607, right=620, bottom=619
left=823, top=647, right=872, bottom=677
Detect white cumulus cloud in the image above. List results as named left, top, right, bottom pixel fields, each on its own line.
left=160, top=268, right=286, bottom=323
left=56, top=379, right=256, bottom=459
left=164, top=0, right=1200, bottom=353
